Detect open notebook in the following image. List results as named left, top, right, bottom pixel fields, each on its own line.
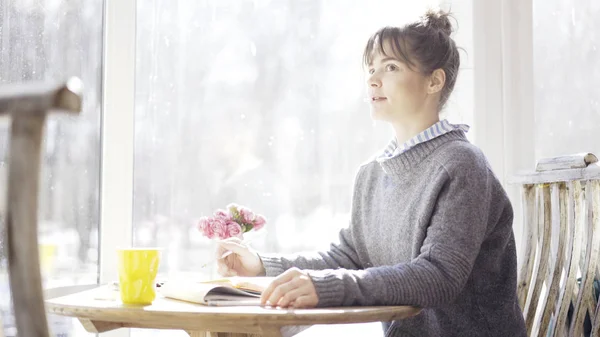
left=159, top=276, right=274, bottom=306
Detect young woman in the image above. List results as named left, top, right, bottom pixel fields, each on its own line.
left=216, top=9, right=527, bottom=337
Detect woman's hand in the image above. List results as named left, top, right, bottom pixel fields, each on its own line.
left=216, top=238, right=266, bottom=277
left=260, top=267, right=319, bottom=308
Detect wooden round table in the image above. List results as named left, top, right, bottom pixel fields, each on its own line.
left=46, top=286, right=422, bottom=337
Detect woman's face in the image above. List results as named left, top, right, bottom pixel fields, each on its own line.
left=366, top=40, right=430, bottom=123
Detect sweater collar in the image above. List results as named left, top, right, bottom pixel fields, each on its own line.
left=378, top=129, right=468, bottom=175
left=377, top=120, right=470, bottom=163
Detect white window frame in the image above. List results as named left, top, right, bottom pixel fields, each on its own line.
left=99, top=0, right=135, bottom=336
left=97, top=1, right=535, bottom=336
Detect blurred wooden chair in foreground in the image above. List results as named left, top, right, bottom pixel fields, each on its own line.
left=0, top=79, right=82, bottom=337
left=512, top=153, right=600, bottom=336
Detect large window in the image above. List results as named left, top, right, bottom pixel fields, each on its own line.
left=0, top=0, right=103, bottom=336
left=132, top=0, right=472, bottom=336
left=133, top=0, right=473, bottom=271
left=533, top=0, right=600, bottom=159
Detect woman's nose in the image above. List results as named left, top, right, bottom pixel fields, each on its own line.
left=368, top=74, right=381, bottom=88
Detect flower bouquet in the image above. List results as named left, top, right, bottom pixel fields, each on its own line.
left=197, top=203, right=266, bottom=240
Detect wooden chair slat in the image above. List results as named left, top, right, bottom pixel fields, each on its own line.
left=522, top=186, right=542, bottom=319
left=552, top=181, right=584, bottom=336
left=590, top=182, right=600, bottom=337
left=526, top=185, right=552, bottom=335
left=518, top=185, right=537, bottom=310
left=6, top=114, right=50, bottom=337
left=539, top=183, right=568, bottom=337
left=569, top=181, right=600, bottom=337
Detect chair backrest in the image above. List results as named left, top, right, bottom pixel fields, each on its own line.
left=0, top=79, right=81, bottom=337
left=512, top=153, right=600, bottom=337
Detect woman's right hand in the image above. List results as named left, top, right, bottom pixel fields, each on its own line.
left=216, top=237, right=266, bottom=277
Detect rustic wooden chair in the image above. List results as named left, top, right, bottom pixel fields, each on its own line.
left=0, top=79, right=82, bottom=337
left=512, top=153, right=600, bottom=337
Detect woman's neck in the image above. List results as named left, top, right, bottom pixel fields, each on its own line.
left=391, top=114, right=440, bottom=145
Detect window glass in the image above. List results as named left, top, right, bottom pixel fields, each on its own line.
left=533, top=0, right=600, bottom=159
left=0, top=1, right=103, bottom=336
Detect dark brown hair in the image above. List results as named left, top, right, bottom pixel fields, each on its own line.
left=363, top=9, right=461, bottom=110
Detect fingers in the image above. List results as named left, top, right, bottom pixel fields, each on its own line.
left=266, top=277, right=300, bottom=307
left=215, top=238, right=266, bottom=277
left=274, top=287, right=304, bottom=308
left=216, top=252, right=238, bottom=276
left=291, top=295, right=318, bottom=309
left=260, top=268, right=318, bottom=309
left=261, top=268, right=296, bottom=306
left=216, top=238, right=248, bottom=257
left=218, top=237, right=243, bottom=246
left=215, top=239, right=247, bottom=270
left=216, top=258, right=238, bottom=276
left=221, top=237, right=243, bottom=243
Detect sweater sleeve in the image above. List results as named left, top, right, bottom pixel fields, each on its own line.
left=307, top=155, right=497, bottom=307
left=258, top=166, right=368, bottom=277
left=259, top=226, right=362, bottom=276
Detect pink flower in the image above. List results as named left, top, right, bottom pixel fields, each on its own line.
left=197, top=216, right=212, bottom=238
left=253, top=214, right=266, bottom=231
left=214, top=209, right=232, bottom=221
left=197, top=216, right=209, bottom=230
left=197, top=204, right=266, bottom=240
left=238, top=207, right=255, bottom=224
left=210, top=218, right=228, bottom=240
left=226, top=221, right=243, bottom=238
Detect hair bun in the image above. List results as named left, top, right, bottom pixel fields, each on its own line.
left=423, top=9, right=454, bottom=36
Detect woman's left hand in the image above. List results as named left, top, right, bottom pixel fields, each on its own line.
left=260, top=267, right=319, bottom=308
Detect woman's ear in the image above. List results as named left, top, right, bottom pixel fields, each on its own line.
left=428, top=69, right=446, bottom=94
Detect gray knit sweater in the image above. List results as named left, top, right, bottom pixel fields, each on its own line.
left=259, top=130, right=527, bottom=337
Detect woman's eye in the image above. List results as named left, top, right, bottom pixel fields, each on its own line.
left=368, top=68, right=375, bottom=75
left=385, top=64, right=398, bottom=71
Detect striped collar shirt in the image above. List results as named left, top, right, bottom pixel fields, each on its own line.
left=377, top=119, right=470, bottom=163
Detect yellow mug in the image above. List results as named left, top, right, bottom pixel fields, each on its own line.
left=117, top=248, right=161, bottom=305
left=38, top=243, right=57, bottom=275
